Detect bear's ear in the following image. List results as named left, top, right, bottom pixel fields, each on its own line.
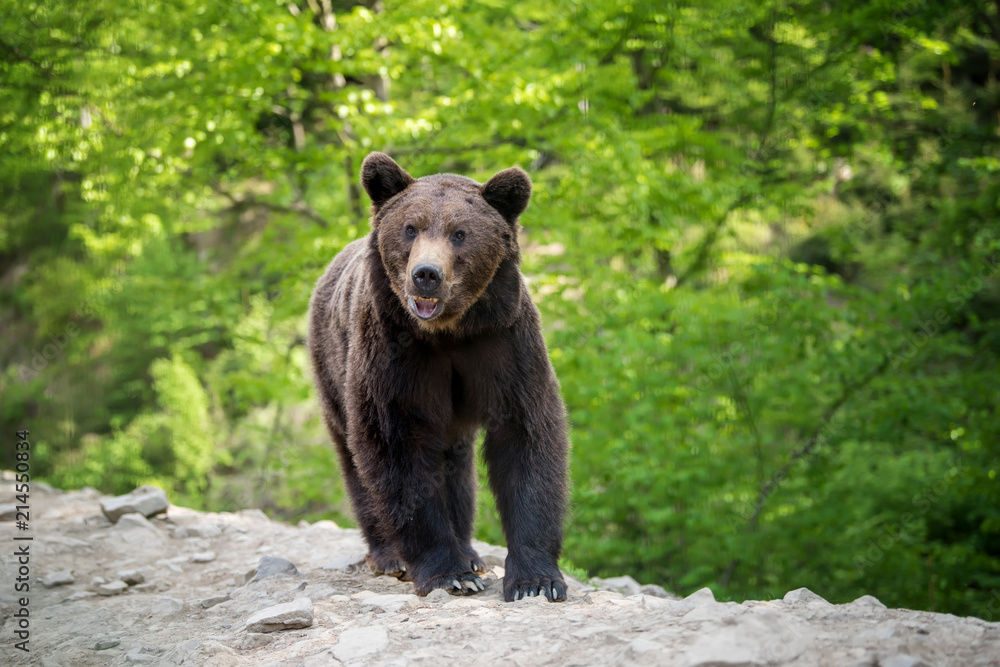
left=361, top=152, right=415, bottom=210
left=481, top=167, right=532, bottom=223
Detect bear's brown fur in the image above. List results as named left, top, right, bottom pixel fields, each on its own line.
left=308, top=152, right=569, bottom=601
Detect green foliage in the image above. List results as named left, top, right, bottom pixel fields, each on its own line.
left=2, top=0, right=999, bottom=618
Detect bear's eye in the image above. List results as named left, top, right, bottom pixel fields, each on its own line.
left=405, top=225, right=417, bottom=238
left=451, top=230, right=465, bottom=243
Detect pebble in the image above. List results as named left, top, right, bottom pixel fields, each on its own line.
left=93, top=639, right=121, bottom=650
left=201, top=594, right=231, bottom=609
left=590, top=574, right=642, bottom=596
left=245, top=555, right=300, bottom=583
left=245, top=597, right=314, bottom=632
left=97, top=580, right=129, bottom=596
left=40, top=571, right=75, bottom=588
left=117, top=569, right=145, bottom=586
left=190, top=551, right=216, bottom=563
left=101, top=486, right=169, bottom=523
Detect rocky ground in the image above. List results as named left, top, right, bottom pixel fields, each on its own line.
left=1, top=477, right=998, bottom=666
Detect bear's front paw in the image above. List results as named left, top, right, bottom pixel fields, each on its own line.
left=366, top=550, right=407, bottom=579
left=415, top=571, right=485, bottom=596
left=503, top=563, right=566, bottom=602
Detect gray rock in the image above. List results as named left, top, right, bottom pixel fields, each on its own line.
left=333, top=625, right=389, bottom=662
left=245, top=597, right=313, bottom=633
left=639, top=583, right=676, bottom=599
left=848, top=594, right=887, bottom=610
left=116, top=569, right=145, bottom=586
left=683, top=587, right=717, bottom=605
left=784, top=587, right=832, bottom=605
left=40, top=571, right=75, bottom=588
left=360, top=593, right=420, bottom=614
left=0, top=504, right=17, bottom=521
left=190, top=551, right=216, bottom=563
left=101, top=486, right=169, bottom=523
left=425, top=588, right=452, bottom=603
left=97, top=580, right=128, bottom=596
left=245, top=555, right=300, bottom=583
left=201, top=594, right=231, bottom=609
left=174, top=523, right=222, bottom=539
left=590, top=574, right=642, bottom=596
left=94, top=639, right=120, bottom=650
left=151, top=596, right=184, bottom=616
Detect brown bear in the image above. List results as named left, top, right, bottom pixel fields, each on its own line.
left=308, top=152, right=570, bottom=601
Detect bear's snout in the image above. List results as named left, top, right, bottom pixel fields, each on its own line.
left=411, top=264, right=443, bottom=294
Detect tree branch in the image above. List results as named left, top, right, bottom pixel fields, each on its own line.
left=719, top=352, right=893, bottom=586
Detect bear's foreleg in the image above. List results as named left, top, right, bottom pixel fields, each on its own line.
left=350, top=421, right=486, bottom=596
left=483, top=394, right=569, bottom=602
left=443, top=436, right=487, bottom=575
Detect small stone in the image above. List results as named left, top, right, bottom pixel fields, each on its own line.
left=91, top=575, right=107, bottom=586
left=245, top=555, right=299, bottom=583
left=360, top=593, right=420, bottom=614
left=151, top=596, right=184, bottom=616
left=848, top=594, right=887, bottom=610
left=585, top=590, right=624, bottom=605
left=245, top=597, right=313, bottom=633
left=202, top=594, right=231, bottom=609
left=174, top=523, right=222, bottom=539
left=237, top=508, right=270, bottom=521
left=590, top=574, right=642, bottom=596
left=683, top=587, right=717, bottom=605
left=97, top=580, right=129, bottom=596
left=783, top=587, right=831, bottom=605
left=190, top=551, right=216, bottom=563
left=101, top=486, right=169, bottom=523
left=117, top=570, right=145, bottom=586
left=639, top=583, right=675, bottom=599
left=40, top=571, right=75, bottom=588
left=333, top=625, right=389, bottom=662
left=94, top=639, right=120, bottom=650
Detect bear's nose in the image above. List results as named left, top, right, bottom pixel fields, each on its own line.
left=411, top=264, right=442, bottom=293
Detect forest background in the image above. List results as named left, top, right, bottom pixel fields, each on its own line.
left=2, top=0, right=999, bottom=618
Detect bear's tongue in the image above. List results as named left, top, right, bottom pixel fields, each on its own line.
left=414, top=297, right=438, bottom=318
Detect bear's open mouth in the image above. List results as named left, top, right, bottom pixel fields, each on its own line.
left=409, top=296, right=442, bottom=320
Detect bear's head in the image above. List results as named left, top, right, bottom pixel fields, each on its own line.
left=361, top=152, right=531, bottom=331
